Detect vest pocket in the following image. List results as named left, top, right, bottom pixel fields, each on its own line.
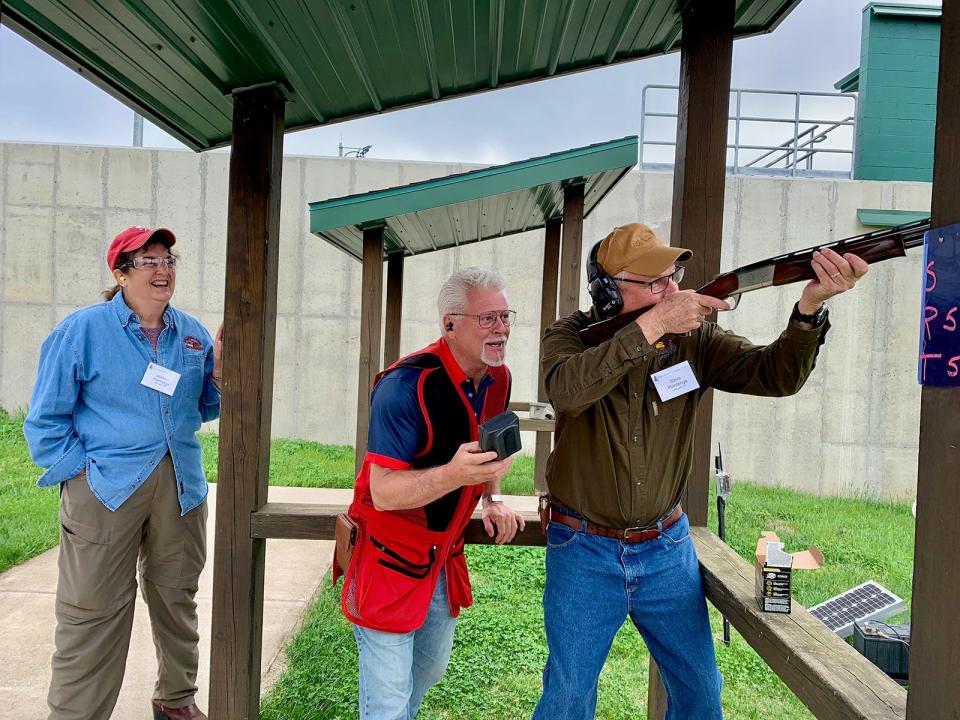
left=345, top=527, right=442, bottom=632
left=371, top=536, right=436, bottom=579
left=445, top=548, right=473, bottom=612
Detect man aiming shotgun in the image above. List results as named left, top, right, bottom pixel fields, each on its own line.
left=532, top=222, right=870, bottom=720
left=580, top=217, right=929, bottom=344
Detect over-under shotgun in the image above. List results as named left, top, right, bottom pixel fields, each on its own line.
left=579, top=217, right=931, bottom=345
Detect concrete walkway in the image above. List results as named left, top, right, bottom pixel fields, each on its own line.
left=0, top=484, right=347, bottom=720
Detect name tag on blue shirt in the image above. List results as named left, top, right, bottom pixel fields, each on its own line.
left=651, top=360, right=699, bottom=402
left=141, top=362, right=181, bottom=396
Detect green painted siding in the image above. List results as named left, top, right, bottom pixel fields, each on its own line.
left=853, top=4, right=940, bottom=181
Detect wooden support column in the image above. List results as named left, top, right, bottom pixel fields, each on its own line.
left=650, top=1, right=734, bottom=718
left=208, top=84, right=286, bottom=720
left=558, top=183, right=585, bottom=316
left=669, top=0, right=734, bottom=528
left=383, top=251, right=404, bottom=367
left=354, top=226, right=385, bottom=474
left=535, top=218, right=562, bottom=493
left=907, top=1, right=960, bottom=716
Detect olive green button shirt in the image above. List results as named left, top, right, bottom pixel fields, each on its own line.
left=541, top=309, right=829, bottom=529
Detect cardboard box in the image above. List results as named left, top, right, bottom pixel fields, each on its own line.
left=755, top=532, right=824, bottom=613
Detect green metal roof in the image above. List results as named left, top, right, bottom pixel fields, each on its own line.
left=310, top=136, right=636, bottom=261
left=834, top=68, right=859, bottom=93
left=3, top=0, right=802, bottom=152
left=857, top=208, right=930, bottom=227
left=868, top=3, right=942, bottom=20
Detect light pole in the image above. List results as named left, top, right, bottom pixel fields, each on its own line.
left=338, top=139, right=372, bottom=158
left=133, top=112, right=144, bottom=147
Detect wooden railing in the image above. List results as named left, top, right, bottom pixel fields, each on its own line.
left=250, top=494, right=906, bottom=719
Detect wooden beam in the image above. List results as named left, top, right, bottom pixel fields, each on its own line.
left=693, top=528, right=907, bottom=719
left=539, top=219, right=563, bottom=396
left=251, top=496, right=545, bottom=546
left=558, top=183, right=585, bottom=316
left=669, top=0, right=734, bottom=530
left=354, top=226, right=385, bottom=475
left=646, top=663, right=669, bottom=720
left=908, top=1, right=960, bottom=717
left=535, top=218, right=562, bottom=493
left=652, top=2, right=735, bottom=716
left=383, top=251, right=404, bottom=367
left=208, top=84, right=286, bottom=720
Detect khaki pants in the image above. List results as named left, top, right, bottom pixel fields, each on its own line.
left=47, top=455, right=207, bottom=720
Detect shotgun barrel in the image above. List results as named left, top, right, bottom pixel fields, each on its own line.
left=578, top=217, right=931, bottom=346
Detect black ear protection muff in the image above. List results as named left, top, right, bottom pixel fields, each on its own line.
left=587, top=241, right=623, bottom=318
left=446, top=321, right=454, bottom=332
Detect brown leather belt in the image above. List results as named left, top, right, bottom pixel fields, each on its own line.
left=544, top=502, right=683, bottom=544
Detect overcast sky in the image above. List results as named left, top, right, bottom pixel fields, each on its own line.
left=0, top=0, right=941, bottom=165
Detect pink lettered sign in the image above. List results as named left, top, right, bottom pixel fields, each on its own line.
left=919, top=223, right=960, bottom=386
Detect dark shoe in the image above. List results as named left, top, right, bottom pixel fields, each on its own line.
left=152, top=701, right=208, bottom=720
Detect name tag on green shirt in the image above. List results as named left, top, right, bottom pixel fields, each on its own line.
left=651, top=360, right=700, bottom=402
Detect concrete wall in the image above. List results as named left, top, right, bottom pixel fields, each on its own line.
left=0, top=141, right=931, bottom=500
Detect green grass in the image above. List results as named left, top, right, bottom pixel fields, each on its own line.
left=0, top=409, right=915, bottom=718
left=0, top=408, right=61, bottom=573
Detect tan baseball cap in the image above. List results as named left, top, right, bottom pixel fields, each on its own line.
left=597, top=223, right=692, bottom=277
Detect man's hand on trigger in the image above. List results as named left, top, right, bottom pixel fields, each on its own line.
left=446, top=441, right=512, bottom=488
left=646, top=290, right=731, bottom=337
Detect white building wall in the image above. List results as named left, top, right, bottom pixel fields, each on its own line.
left=0, top=142, right=931, bottom=500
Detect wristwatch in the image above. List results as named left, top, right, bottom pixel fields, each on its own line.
left=790, top=301, right=828, bottom=328
left=483, top=494, right=504, bottom=506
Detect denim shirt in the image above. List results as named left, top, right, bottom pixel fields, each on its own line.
left=23, top=292, right=221, bottom=515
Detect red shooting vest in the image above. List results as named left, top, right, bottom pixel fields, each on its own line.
left=337, top=338, right=510, bottom=633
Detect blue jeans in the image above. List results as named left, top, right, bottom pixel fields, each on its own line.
left=532, top=513, right=723, bottom=720
left=353, top=569, right=457, bottom=720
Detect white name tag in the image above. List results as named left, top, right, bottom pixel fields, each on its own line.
left=141, top=362, right=181, bottom=396
left=651, top=360, right=700, bottom=402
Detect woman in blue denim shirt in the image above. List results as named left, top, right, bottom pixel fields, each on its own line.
left=24, top=226, right=223, bottom=720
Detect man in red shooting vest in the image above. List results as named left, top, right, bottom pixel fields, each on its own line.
left=338, top=266, right=525, bottom=720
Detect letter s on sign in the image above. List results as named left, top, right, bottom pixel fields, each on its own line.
left=944, top=306, right=958, bottom=333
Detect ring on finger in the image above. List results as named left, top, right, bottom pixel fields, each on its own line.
left=829, top=272, right=841, bottom=280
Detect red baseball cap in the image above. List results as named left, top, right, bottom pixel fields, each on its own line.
left=107, top=226, right=176, bottom=271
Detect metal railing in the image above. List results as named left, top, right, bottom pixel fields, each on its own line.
left=639, top=85, right=858, bottom=177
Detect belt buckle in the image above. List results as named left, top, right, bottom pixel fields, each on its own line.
left=622, top=525, right=648, bottom=540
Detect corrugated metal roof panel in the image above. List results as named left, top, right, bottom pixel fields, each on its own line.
left=835, top=68, right=860, bottom=93
left=869, top=3, right=942, bottom=20
left=310, top=136, right=637, bottom=261
left=4, top=0, right=804, bottom=151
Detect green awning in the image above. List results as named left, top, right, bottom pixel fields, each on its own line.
left=4, top=0, right=805, bottom=151
left=310, top=136, right=637, bottom=261
left=857, top=208, right=930, bottom=227
left=870, top=3, right=942, bottom=20
left=834, top=68, right=860, bottom=93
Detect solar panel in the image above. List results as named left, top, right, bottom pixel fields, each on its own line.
left=808, top=581, right=907, bottom=638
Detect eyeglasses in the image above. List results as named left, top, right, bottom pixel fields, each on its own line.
left=449, top=310, right=517, bottom=329
left=615, top=266, right=683, bottom=294
left=120, top=256, right=178, bottom=271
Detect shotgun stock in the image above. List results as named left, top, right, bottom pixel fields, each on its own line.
left=578, top=217, right=930, bottom=346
